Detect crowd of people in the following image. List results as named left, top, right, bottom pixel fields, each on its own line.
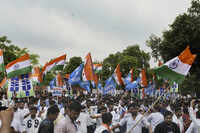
left=0, top=90, right=200, bottom=133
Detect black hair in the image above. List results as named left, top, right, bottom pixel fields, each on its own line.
left=47, top=105, right=59, bottom=116
left=102, top=112, right=113, bottom=124
left=68, top=101, right=82, bottom=112
left=164, top=111, right=173, bottom=118
left=128, top=103, right=139, bottom=110
left=174, top=107, right=181, bottom=113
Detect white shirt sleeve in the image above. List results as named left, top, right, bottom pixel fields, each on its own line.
left=189, top=107, right=200, bottom=127
left=185, top=122, right=194, bottom=133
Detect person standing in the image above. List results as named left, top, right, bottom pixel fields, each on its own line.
left=54, top=101, right=82, bottom=133
left=38, top=105, right=59, bottom=133
left=154, top=111, right=180, bottom=133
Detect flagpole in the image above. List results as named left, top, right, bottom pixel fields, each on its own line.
left=126, top=92, right=164, bottom=133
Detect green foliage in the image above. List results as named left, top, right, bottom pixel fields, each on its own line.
left=146, top=0, right=200, bottom=93
left=0, top=36, right=40, bottom=66
left=63, top=56, right=82, bottom=74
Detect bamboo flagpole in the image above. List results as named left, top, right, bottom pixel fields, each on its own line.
left=126, top=94, right=164, bottom=133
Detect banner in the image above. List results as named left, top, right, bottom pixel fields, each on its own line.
left=7, top=74, right=34, bottom=99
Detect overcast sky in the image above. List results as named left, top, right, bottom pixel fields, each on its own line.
left=0, top=0, right=191, bottom=67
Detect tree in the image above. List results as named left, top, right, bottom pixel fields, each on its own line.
left=63, top=56, right=82, bottom=74
left=146, top=0, right=200, bottom=93
left=0, top=36, right=40, bottom=66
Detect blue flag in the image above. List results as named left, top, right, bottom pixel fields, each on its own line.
left=79, top=81, right=91, bottom=92
left=97, top=82, right=103, bottom=94
left=124, top=73, right=131, bottom=85
left=103, top=76, right=116, bottom=95
left=49, top=78, right=56, bottom=89
left=125, top=77, right=141, bottom=91
left=68, top=64, right=84, bottom=85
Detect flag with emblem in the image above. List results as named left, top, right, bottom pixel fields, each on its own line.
left=6, top=54, right=32, bottom=78
left=7, top=74, right=34, bottom=99
left=42, top=54, right=66, bottom=74
left=155, top=46, right=196, bottom=84
left=0, top=49, right=5, bottom=72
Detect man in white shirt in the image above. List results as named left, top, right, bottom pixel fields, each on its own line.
left=186, top=99, right=200, bottom=133
left=23, top=106, right=42, bottom=133
left=172, top=107, right=184, bottom=133
left=147, top=105, right=164, bottom=132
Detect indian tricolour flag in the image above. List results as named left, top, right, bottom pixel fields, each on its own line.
left=6, top=54, right=32, bottom=78
left=155, top=46, right=196, bottom=84
left=0, top=49, right=5, bottom=72
left=42, top=54, right=66, bottom=74
left=93, top=64, right=102, bottom=74
left=113, top=64, right=124, bottom=85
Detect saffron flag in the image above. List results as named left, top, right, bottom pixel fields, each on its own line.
left=155, top=46, right=196, bottom=84
left=56, top=72, right=63, bottom=87
left=82, top=53, right=95, bottom=81
left=6, top=54, right=32, bottom=78
left=141, top=69, right=148, bottom=87
left=113, top=64, right=124, bottom=85
left=0, top=49, right=5, bottom=72
left=124, top=69, right=134, bottom=85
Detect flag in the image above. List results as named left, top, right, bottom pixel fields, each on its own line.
left=113, top=64, right=124, bottom=85
left=124, top=69, right=134, bottom=85
left=141, top=69, right=148, bottom=87
left=125, top=78, right=141, bottom=91
left=0, top=77, right=7, bottom=88
left=82, top=53, right=95, bottom=81
left=6, top=54, right=32, bottom=78
left=155, top=46, right=196, bottom=84
left=170, top=82, right=178, bottom=93
left=31, top=66, right=41, bottom=83
left=93, top=64, right=102, bottom=74
left=103, top=76, right=116, bottom=95
left=97, top=82, right=103, bottom=94
left=42, top=54, right=66, bottom=75
left=0, top=49, right=5, bottom=72
left=49, top=78, right=56, bottom=89
left=7, top=74, right=34, bottom=99
left=68, top=64, right=84, bottom=85
left=79, top=81, right=91, bottom=92
left=56, top=73, right=63, bottom=87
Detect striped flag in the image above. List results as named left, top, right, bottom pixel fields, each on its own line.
left=155, top=46, right=196, bottom=84
left=0, top=49, right=5, bottom=72
left=6, top=54, right=32, bottom=78
left=31, top=66, right=41, bottom=83
left=93, top=64, right=102, bottom=74
left=56, top=72, right=63, bottom=87
left=113, top=64, right=124, bottom=86
left=124, top=69, right=134, bottom=85
left=42, top=54, right=66, bottom=75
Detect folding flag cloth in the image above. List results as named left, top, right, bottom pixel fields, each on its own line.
left=79, top=81, right=91, bottom=92
left=113, top=64, right=124, bottom=86
left=124, top=69, right=134, bottom=85
left=31, top=66, right=41, bottom=84
left=49, top=78, right=56, bottom=89
left=82, top=53, right=95, bottom=81
left=42, top=54, right=66, bottom=75
left=97, top=82, right=103, bottom=94
left=141, top=69, right=148, bottom=87
left=0, top=49, right=5, bottom=72
left=56, top=72, right=63, bottom=87
left=125, top=78, right=140, bottom=91
left=155, top=46, right=196, bottom=84
left=68, top=64, right=84, bottom=85
left=6, top=54, right=32, bottom=78
left=7, top=74, right=34, bottom=99
left=93, top=64, right=102, bottom=74
left=103, top=76, right=116, bottom=95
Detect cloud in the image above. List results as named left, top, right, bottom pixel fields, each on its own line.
left=0, top=0, right=191, bottom=67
